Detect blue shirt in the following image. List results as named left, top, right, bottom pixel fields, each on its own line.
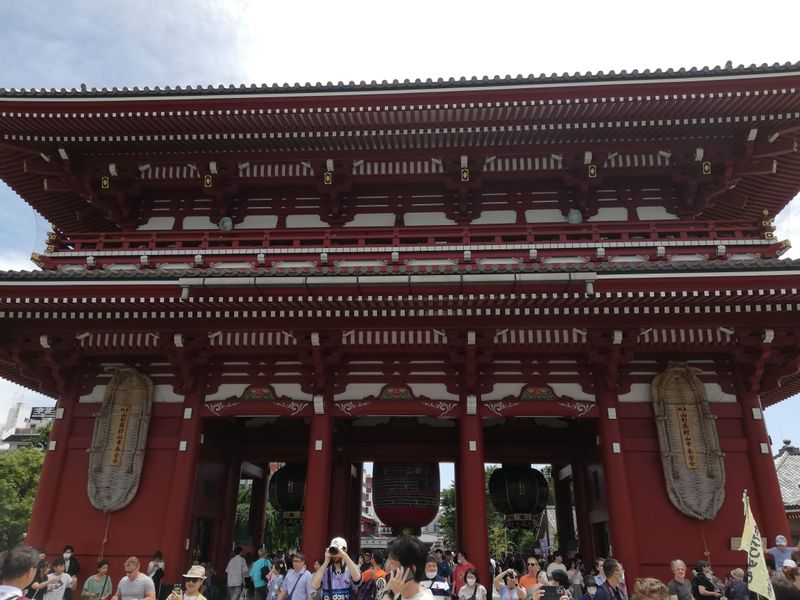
left=282, top=569, right=313, bottom=600
left=251, top=558, right=273, bottom=588
left=320, top=566, right=357, bottom=600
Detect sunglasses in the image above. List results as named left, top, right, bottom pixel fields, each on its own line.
left=185, top=578, right=201, bottom=583
left=527, top=563, right=537, bottom=567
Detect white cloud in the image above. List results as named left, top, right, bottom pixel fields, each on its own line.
left=0, top=249, right=39, bottom=271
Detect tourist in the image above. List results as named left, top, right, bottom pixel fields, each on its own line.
left=26, top=560, right=51, bottom=600
left=434, top=552, right=451, bottom=586
left=593, top=559, right=626, bottom=600
left=82, top=561, right=112, bottom=600
left=166, top=565, right=207, bottom=600
left=546, top=554, right=567, bottom=579
left=0, top=546, right=39, bottom=600
left=63, top=547, right=81, bottom=579
left=379, top=535, right=430, bottom=600
left=266, top=563, right=286, bottom=600
left=630, top=579, right=668, bottom=600
left=782, top=560, right=799, bottom=582
left=578, top=578, right=597, bottom=600
left=310, top=537, right=362, bottom=600
left=452, top=552, right=475, bottom=600
left=690, top=562, right=720, bottom=600
left=520, top=557, right=542, bottom=594
left=147, top=552, right=164, bottom=600
left=277, top=553, right=312, bottom=600
left=667, top=560, right=691, bottom=600
left=360, top=553, right=373, bottom=575
left=722, top=569, right=747, bottom=600
left=456, top=568, right=486, bottom=600
left=421, top=555, right=449, bottom=600
left=359, top=550, right=388, bottom=600
left=769, top=537, right=799, bottom=568
left=250, top=549, right=272, bottom=600
left=566, top=560, right=583, bottom=598
left=493, top=568, right=525, bottom=600
left=591, top=561, right=605, bottom=587
left=226, top=548, right=249, bottom=600
left=40, top=559, right=77, bottom=600
left=112, top=557, right=155, bottom=600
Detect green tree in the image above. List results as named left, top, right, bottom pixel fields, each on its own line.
left=0, top=447, right=45, bottom=548
left=25, top=421, right=53, bottom=451
left=438, top=465, right=552, bottom=559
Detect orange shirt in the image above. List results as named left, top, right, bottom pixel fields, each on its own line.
left=520, top=575, right=540, bottom=592
left=362, top=568, right=387, bottom=583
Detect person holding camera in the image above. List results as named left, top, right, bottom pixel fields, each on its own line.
left=493, top=569, right=525, bottom=600
left=166, top=565, right=207, bottom=600
left=310, top=538, right=362, bottom=600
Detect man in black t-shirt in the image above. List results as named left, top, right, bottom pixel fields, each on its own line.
left=667, top=560, right=692, bottom=600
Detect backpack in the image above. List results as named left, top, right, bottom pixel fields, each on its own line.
left=356, top=575, right=377, bottom=600
left=260, top=564, right=270, bottom=582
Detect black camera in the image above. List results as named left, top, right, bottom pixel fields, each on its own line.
left=328, top=546, right=339, bottom=555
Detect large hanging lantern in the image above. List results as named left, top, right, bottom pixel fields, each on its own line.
left=268, top=464, right=306, bottom=522
left=488, top=464, right=548, bottom=528
left=372, top=463, right=440, bottom=534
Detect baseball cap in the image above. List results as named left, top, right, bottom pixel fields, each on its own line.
left=329, top=537, right=347, bottom=550
left=776, top=535, right=788, bottom=545
left=783, top=559, right=798, bottom=568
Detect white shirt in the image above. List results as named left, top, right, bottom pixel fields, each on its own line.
left=0, top=584, right=24, bottom=600
left=546, top=564, right=567, bottom=578
left=226, top=555, right=249, bottom=587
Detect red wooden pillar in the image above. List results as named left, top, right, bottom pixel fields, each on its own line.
left=737, top=386, right=790, bottom=539
left=458, top=403, right=489, bottom=584
left=27, top=375, right=81, bottom=549
left=328, top=451, right=351, bottom=541
left=250, top=472, right=269, bottom=548
left=454, top=464, right=464, bottom=548
left=553, top=465, right=576, bottom=554
left=301, top=410, right=333, bottom=563
left=349, top=462, right=363, bottom=556
left=161, top=388, right=205, bottom=578
left=596, top=386, right=639, bottom=578
left=571, top=461, right=594, bottom=565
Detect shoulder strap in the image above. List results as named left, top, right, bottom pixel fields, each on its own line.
left=287, top=571, right=304, bottom=600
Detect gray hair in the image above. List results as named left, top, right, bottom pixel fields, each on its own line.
left=671, top=560, right=686, bottom=571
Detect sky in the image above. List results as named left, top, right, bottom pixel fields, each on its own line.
left=0, top=0, right=799, bottom=459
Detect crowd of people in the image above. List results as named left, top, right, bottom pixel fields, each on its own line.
left=3, top=535, right=800, bottom=600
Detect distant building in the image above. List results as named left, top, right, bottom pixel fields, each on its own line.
left=1, top=403, right=55, bottom=450
left=775, top=439, right=800, bottom=544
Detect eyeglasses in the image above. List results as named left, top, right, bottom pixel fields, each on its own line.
left=292, top=559, right=304, bottom=563
left=185, top=578, right=200, bottom=583
left=527, top=563, right=537, bottom=567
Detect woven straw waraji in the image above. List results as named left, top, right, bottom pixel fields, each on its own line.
left=87, top=368, right=154, bottom=512
left=651, top=362, right=725, bottom=520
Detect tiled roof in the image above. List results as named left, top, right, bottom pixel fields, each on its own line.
left=2, top=257, right=800, bottom=281
left=1, top=61, right=798, bottom=98
left=775, top=441, right=800, bottom=509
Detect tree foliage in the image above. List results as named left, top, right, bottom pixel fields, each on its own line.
left=234, top=480, right=303, bottom=550
left=25, top=421, right=53, bottom=451
left=0, top=447, right=45, bottom=548
left=438, top=465, right=554, bottom=559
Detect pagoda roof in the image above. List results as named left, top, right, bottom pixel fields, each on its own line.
left=1, top=61, right=798, bottom=98
left=775, top=440, right=800, bottom=510
left=2, top=61, right=800, bottom=233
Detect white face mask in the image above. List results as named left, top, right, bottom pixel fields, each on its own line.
left=466, top=577, right=476, bottom=586
left=426, top=571, right=437, bottom=580
left=63, top=553, right=72, bottom=560
left=587, top=589, right=597, bottom=598
left=619, top=573, right=625, bottom=584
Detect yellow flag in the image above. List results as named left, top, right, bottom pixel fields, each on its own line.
left=738, top=492, right=774, bottom=600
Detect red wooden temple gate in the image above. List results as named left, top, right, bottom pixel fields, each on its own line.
left=1, top=62, right=800, bottom=584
